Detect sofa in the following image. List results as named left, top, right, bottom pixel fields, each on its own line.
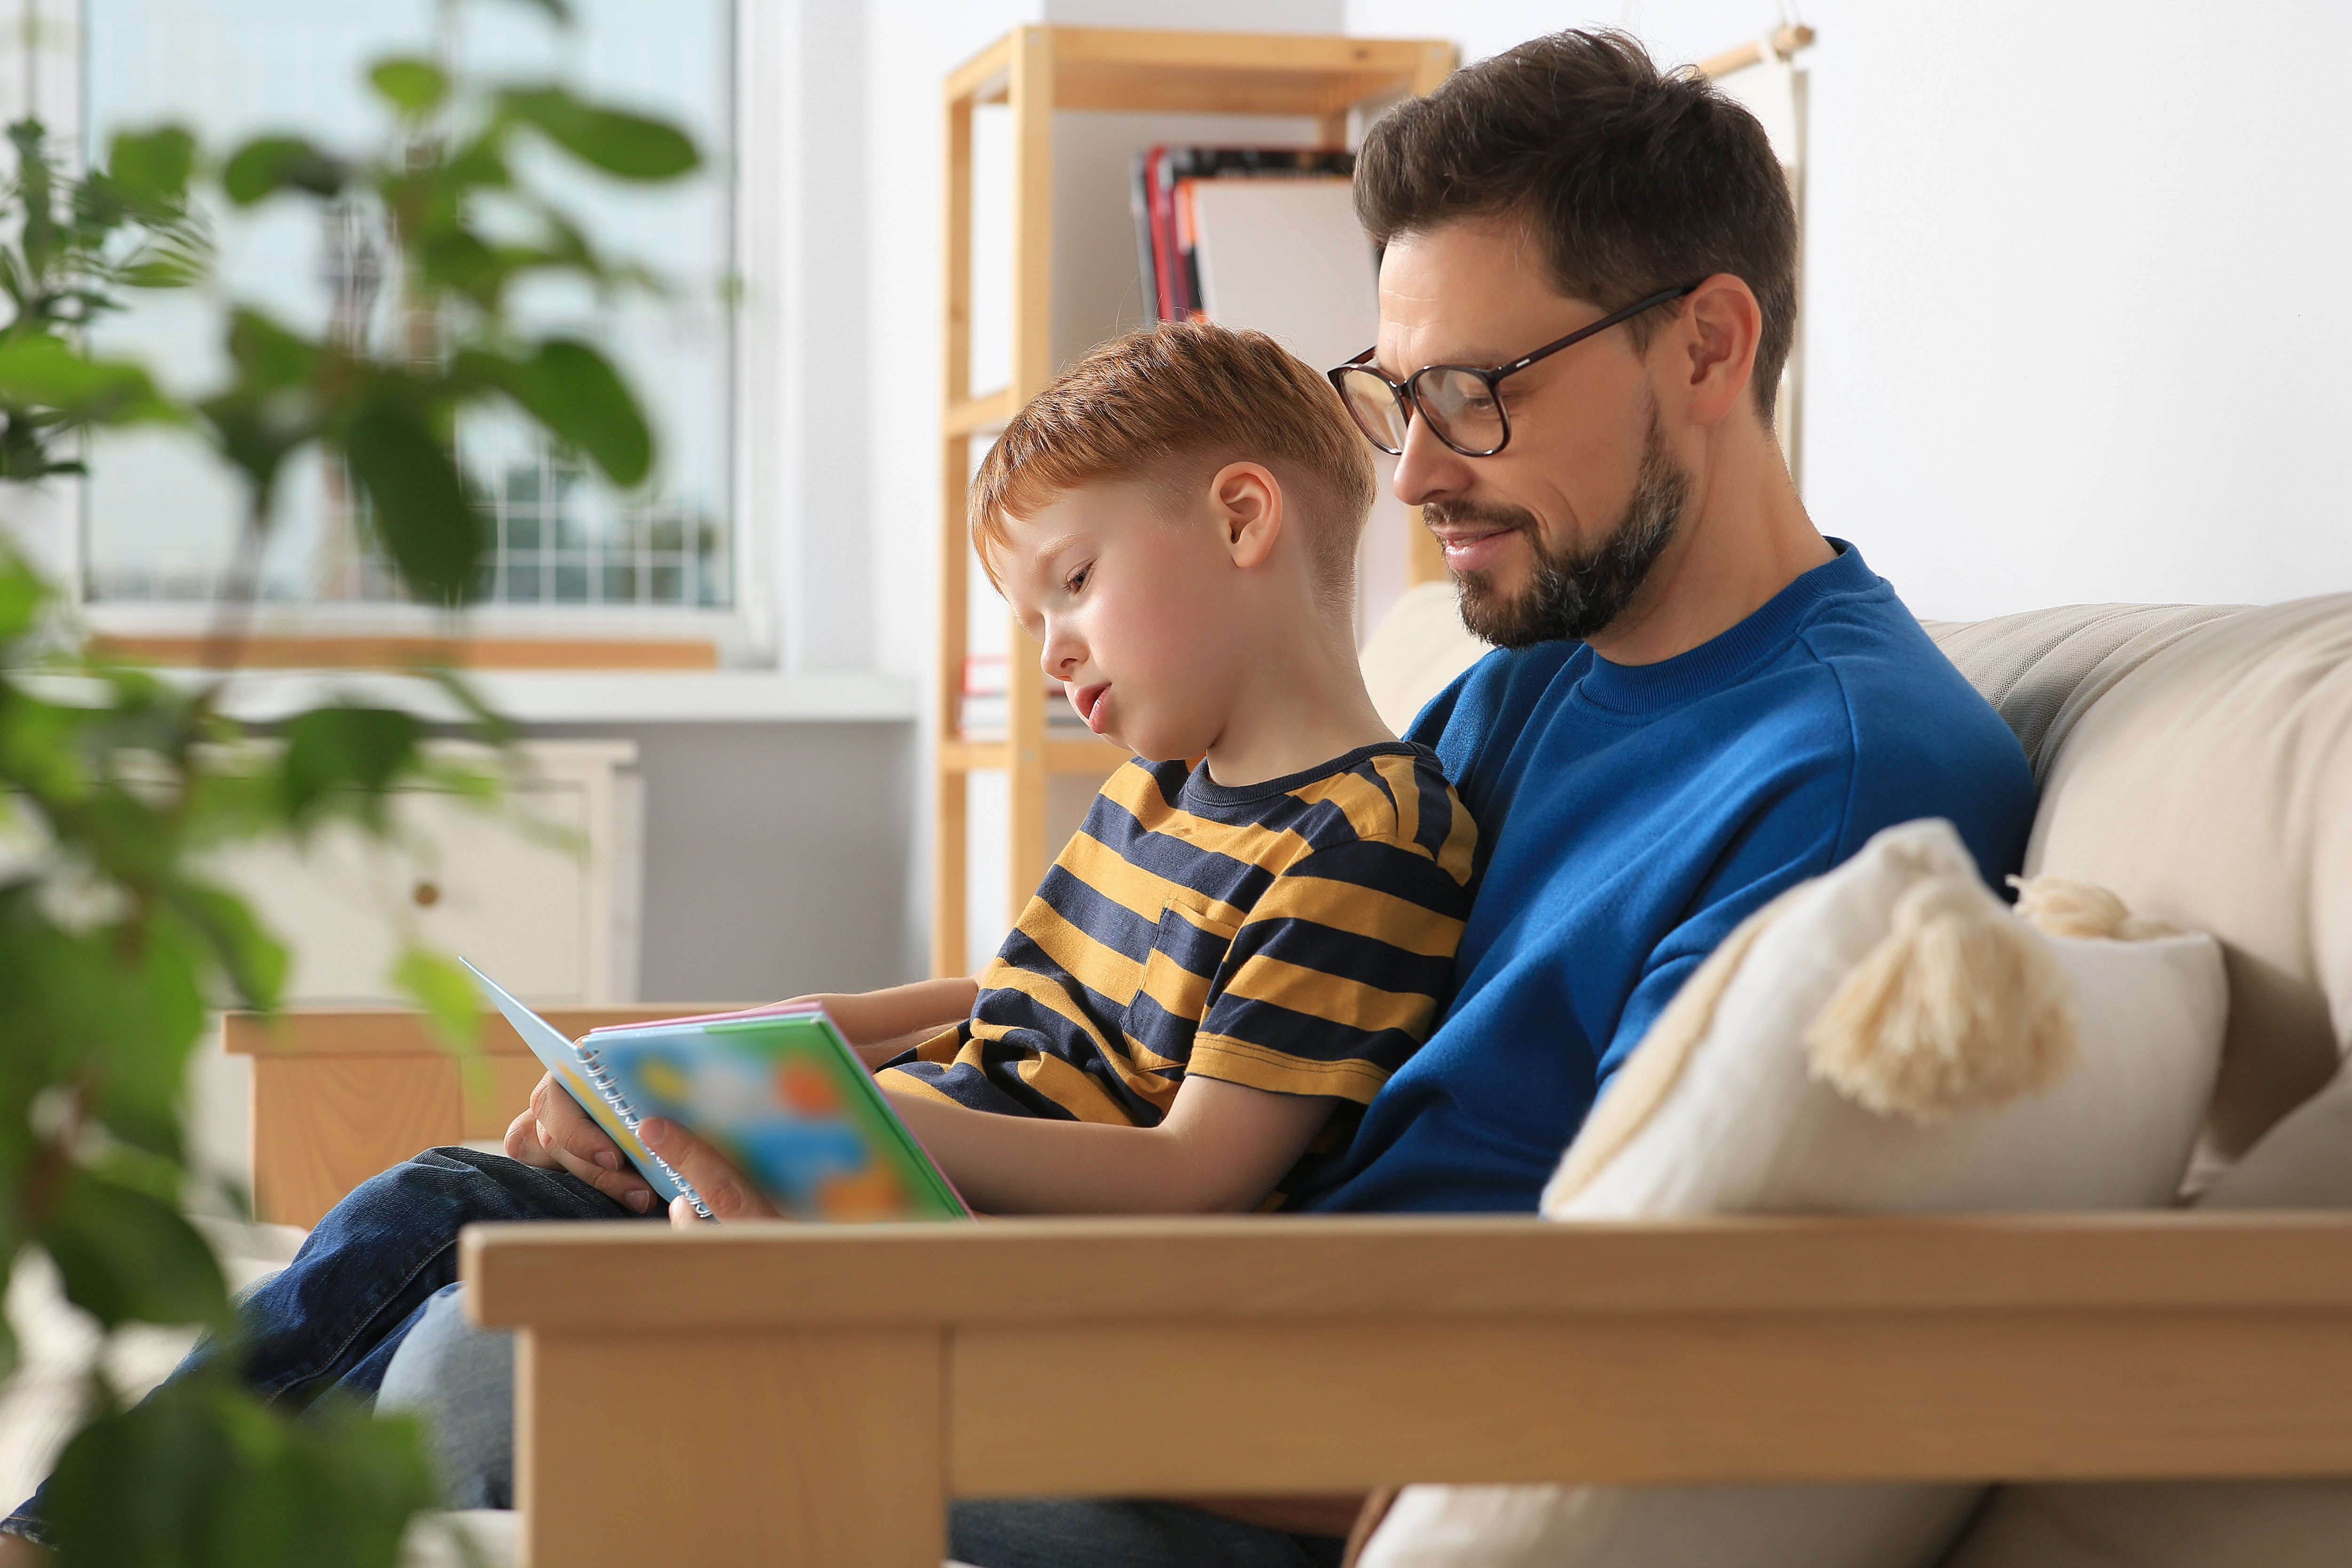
left=292, top=584, right=2352, bottom=1566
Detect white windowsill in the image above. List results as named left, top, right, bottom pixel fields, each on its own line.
left=149, top=668, right=918, bottom=725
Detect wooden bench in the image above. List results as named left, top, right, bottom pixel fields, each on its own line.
left=237, top=1011, right=2352, bottom=1567
left=461, top=1210, right=2352, bottom=1567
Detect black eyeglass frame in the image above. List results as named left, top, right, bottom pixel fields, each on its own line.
left=1328, top=281, right=1703, bottom=458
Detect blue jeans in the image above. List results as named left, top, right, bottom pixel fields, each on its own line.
left=4, top=1146, right=1342, bottom=1567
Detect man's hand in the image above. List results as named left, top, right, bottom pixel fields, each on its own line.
left=503, top=1072, right=659, bottom=1213
left=638, top=1117, right=779, bottom=1225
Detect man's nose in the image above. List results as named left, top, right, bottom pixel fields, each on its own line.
left=1391, top=410, right=1470, bottom=507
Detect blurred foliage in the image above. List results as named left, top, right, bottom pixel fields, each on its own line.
left=0, top=121, right=200, bottom=481
left=48, top=1379, right=435, bottom=1565
left=0, top=2, right=700, bottom=1561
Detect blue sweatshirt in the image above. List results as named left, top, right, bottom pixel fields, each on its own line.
left=1289, top=541, right=2037, bottom=1214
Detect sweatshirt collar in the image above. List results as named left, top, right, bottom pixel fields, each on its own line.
left=1574, top=539, right=1871, bottom=715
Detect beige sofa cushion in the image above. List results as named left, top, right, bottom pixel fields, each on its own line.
left=1939, top=1480, right=2352, bottom=1568
left=1995, top=597, right=2352, bottom=1158
left=1922, top=603, right=2246, bottom=781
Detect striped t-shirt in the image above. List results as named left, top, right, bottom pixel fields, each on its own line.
left=882, top=743, right=1476, bottom=1196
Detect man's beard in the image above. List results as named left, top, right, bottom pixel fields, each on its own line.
left=1437, top=413, right=1691, bottom=650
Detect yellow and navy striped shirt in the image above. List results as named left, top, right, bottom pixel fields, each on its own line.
left=882, top=743, right=1475, bottom=1192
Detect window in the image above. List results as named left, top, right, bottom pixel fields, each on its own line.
left=78, top=0, right=737, bottom=620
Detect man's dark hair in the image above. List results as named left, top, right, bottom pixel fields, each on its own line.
left=1355, top=29, right=1797, bottom=423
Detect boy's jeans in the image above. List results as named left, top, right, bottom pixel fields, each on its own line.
left=1, top=1146, right=1343, bottom=1568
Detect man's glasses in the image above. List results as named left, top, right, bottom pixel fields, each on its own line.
left=1327, top=282, right=1701, bottom=458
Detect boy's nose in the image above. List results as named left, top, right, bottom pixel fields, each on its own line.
left=1039, top=631, right=1083, bottom=681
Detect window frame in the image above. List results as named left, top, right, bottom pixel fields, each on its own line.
left=42, top=0, right=782, bottom=666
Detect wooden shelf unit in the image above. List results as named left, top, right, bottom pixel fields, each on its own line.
left=933, top=25, right=1456, bottom=978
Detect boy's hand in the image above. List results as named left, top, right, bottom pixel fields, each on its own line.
left=504, top=1072, right=660, bottom=1213
left=638, top=1118, right=780, bottom=1224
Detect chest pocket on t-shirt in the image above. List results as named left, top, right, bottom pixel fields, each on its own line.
left=1123, top=894, right=1239, bottom=1072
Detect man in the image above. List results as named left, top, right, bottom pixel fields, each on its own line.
left=0, top=28, right=2034, bottom=1568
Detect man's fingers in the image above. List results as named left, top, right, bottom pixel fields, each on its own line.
left=639, top=1117, right=775, bottom=1220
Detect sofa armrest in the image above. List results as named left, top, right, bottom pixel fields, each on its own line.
left=462, top=1211, right=2352, bottom=1568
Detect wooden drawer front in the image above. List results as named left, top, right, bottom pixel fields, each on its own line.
left=210, top=782, right=595, bottom=1005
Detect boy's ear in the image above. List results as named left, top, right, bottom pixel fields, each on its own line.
left=1209, top=462, right=1283, bottom=570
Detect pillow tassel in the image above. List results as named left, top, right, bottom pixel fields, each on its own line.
left=2008, top=874, right=2178, bottom=941
left=1804, top=876, right=2081, bottom=1124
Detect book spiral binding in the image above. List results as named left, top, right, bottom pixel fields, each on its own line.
left=578, top=1038, right=714, bottom=1222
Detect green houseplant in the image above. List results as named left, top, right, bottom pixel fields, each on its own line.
left=0, top=6, right=701, bottom=1560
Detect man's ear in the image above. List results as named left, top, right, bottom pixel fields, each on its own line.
left=1208, top=462, right=1284, bottom=569
left=1673, top=272, right=1764, bottom=428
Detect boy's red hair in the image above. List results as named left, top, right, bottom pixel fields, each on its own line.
left=968, top=321, right=1377, bottom=609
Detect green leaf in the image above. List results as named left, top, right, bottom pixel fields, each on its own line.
left=0, top=548, right=47, bottom=641
left=439, top=134, right=511, bottom=194
left=8, top=116, right=48, bottom=169
left=367, top=56, right=448, bottom=117
left=338, top=398, right=485, bottom=603
left=199, top=310, right=323, bottom=503
left=168, top=880, right=289, bottom=1010
left=223, top=307, right=321, bottom=393
left=278, top=704, right=424, bottom=825
left=48, top=1374, right=437, bottom=1567
left=40, top=1169, right=229, bottom=1331
left=416, top=227, right=501, bottom=303
left=339, top=395, right=485, bottom=606
left=0, top=334, right=180, bottom=424
left=221, top=135, right=347, bottom=206
left=108, top=124, right=197, bottom=201
left=500, top=87, right=699, bottom=181
left=0, top=864, right=212, bottom=1166
left=393, top=946, right=482, bottom=1053
left=457, top=338, right=651, bottom=486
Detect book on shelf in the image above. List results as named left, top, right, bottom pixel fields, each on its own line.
left=956, top=694, right=1096, bottom=738
left=956, top=652, right=1093, bottom=740
left=1132, top=146, right=1359, bottom=327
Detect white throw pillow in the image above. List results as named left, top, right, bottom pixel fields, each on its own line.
left=1360, top=819, right=2228, bottom=1568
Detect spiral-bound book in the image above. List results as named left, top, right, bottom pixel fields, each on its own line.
left=463, top=960, right=969, bottom=1223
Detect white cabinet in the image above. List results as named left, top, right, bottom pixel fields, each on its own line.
left=207, top=739, right=644, bottom=1005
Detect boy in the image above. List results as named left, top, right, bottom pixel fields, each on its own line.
left=0, top=320, right=1474, bottom=1548
left=594, top=319, right=1478, bottom=1220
